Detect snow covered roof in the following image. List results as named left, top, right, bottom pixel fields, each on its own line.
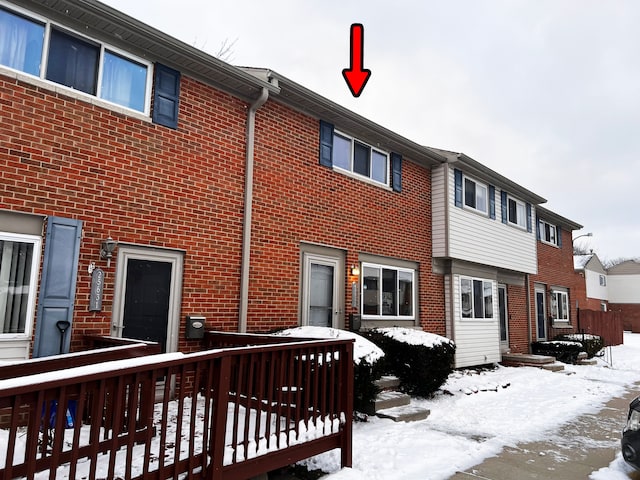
left=574, top=254, right=593, bottom=270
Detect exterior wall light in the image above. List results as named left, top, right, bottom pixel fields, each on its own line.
left=351, top=265, right=360, bottom=276
left=100, top=237, right=118, bottom=267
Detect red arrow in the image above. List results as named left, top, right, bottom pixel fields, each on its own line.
left=342, top=23, right=371, bottom=97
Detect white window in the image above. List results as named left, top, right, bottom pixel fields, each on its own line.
left=362, top=263, right=414, bottom=318
left=551, top=290, right=569, bottom=322
left=0, top=232, right=41, bottom=337
left=507, top=196, right=526, bottom=228
left=333, top=131, right=389, bottom=185
left=0, top=4, right=151, bottom=114
left=599, top=275, right=607, bottom=286
left=464, top=177, right=488, bottom=214
left=539, top=220, right=558, bottom=246
left=460, top=277, right=494, bottom=319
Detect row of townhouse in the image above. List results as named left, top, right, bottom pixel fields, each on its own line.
left=0, top=0, right=595, bottom=369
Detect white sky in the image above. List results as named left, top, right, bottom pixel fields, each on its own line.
left=102, top=0, right=640, bottom=262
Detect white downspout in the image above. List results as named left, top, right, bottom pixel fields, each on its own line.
left=238, top=87, right=269, bottom=333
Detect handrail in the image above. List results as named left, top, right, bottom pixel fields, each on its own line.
left=0, top=334, right=354, bottom=480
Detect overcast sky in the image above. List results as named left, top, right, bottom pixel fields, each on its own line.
left=103, top=0, right=640, bottom=262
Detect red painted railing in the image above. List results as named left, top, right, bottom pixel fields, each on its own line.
left=0, top=333, right=353, bottom=480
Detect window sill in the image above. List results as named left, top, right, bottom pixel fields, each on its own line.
left=552, top=322, right=572, bottom=329
left=333, top=167, right=392, bottom=191
left=1, top=66, right=152, bottom=123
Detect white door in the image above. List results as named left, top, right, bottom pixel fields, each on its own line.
left=302, top=253, right=343, bottom=328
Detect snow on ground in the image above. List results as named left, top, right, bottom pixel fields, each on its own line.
left=301, top=331, right=640, bottom=480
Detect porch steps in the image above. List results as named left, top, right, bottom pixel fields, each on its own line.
left=501, top=353, right=565, bottom=372
left=371, top=376, right=430, bottom=422
left=577, top=351, right=598, bottom=366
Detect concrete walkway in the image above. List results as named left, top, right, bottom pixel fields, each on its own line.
left=451, top=387, right=640, bottom=479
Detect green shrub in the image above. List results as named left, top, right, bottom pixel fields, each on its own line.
left=554, top=333, right=605, bottom=359
left=531, top=340, right=582, bottom=363
left=364, top=328, right=456, bottom=398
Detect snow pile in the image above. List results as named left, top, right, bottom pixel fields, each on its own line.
left=274, top=326, right=384, bottom=365
left=373, top=327, right=454, bottom=348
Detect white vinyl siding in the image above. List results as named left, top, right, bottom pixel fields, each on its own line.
left=446, top=169, right=537, bottom=273
left=585, top=269, right=608, bottom=301
left=431, top=165, right=447, bottom=257
left=448, top=274, right=501, bottom=368
left=608, top=274, right=640, bottom=303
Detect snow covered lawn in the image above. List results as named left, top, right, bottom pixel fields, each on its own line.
left=302, top=332, right=640, bottom=480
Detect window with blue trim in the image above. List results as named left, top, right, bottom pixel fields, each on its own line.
left=0, top=4, right=151, bottom=114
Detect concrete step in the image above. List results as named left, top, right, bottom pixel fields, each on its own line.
left=578, top=358, right=598, bottom=366
left=372, top=391, right=411, bottom=412
left=501, top=353, right=565, bottom=372
left=377, top=404, right=431, bottom=422
left=375, top=375, right=401, bottom=391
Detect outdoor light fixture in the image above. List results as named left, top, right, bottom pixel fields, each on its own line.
left=572, top=232, right=593, bottom=244
left=351, top=265, right=360, bottom=276
left=100, top=237, right=118, bottom=267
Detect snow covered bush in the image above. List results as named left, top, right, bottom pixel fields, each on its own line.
left=365, top=327, right=456, bottom=398
left=532, top=340, right=583, bottom=363
left=273, top=326, right=385, bottom=413
left=555, top=333, right=605, bottom=359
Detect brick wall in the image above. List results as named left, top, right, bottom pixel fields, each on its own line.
left=250, top=100, right=446, bottom=335
left=506, top=284, right=528, bottom=353
left=530, top=228, right=585, bottom=341
left=1, top=73, right=250, bottom=352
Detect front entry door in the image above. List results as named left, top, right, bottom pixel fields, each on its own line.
left=302, top=253, right=343, bottom=328
left=113, top=246, right=184, bottom=354
left=122, top=259, right=171, bottom=352
left=498, top=285, right=509, bottom=351
left=535, top=287, right=547, bottom=341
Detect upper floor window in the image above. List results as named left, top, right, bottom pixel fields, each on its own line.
left=463, top=177, right=488, bottom=214
left=362, top=263, right=414, bottom=319
left=0, top=233, right=41, bottom=336
left=333, top=131, right=388, bottom=185
left=599, top=274, right=607, bottom=286
left=460, top=277, right=493, bottom=319
left=0, top=4, right=151, bottom=114
left=507, top=196, right=526, bottom=228
left=538, top=220, right=558, bottom=246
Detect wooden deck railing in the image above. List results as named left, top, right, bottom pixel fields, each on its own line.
left=0, top=334, right=354, bottom=480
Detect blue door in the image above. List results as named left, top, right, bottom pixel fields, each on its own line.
left=536, top=289, right=547, bottom=341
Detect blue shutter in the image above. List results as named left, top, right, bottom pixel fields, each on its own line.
left=557, top=225, right=563, bottom=247
left=488, top=185, right=496, bottom=219
left=319, top=120, right=334, bottom=167
left=33, top=217, right=82, bottom=357
left=500, top=191, right=508, bottom=224
left=391, top=152, right=402, bottom=192
left=454, top=169, right=463, bottom=208
left=152, top=63, right=181, bottom=129
left=536, top=218, right=541, bottom=240
left=526, top=203, right=532, bottom=233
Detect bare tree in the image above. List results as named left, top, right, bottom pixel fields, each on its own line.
left=573, top=241, right=593, bottom=256
left=214, top=38, right=238, bottom=62
left=604, top=257, right=640, bottom=269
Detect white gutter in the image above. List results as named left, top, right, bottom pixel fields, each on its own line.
left=238, top=87, right=270, bottom=333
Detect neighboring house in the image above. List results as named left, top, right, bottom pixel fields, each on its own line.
left=0, top=0, right=449, bottom=361
left=573, top=253, right=609, bottom=311
left=431, top=149, right=545, bottom=368
left=608, top=259, right=640, bottom=330
left=532, top=207, right=584, bottom=342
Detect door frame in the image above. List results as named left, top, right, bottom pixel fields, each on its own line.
left=112, top=244, right=184, bottom=353
left=535, top=285, right=547, bottom=341
left=498, top=284, right=509, bottom=352
left=300, top=244, right=345, bottom=329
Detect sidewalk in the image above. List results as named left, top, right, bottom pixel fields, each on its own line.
left=450, top=387, right=639, bottom=479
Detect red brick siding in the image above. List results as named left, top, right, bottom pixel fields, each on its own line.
left=529, top=228, right=585, bottom=341
left=1, top=74, right=250, bottom=352
left=249, top=101, right=445, bottom=334
left=506, top=284, right=528, bottom=353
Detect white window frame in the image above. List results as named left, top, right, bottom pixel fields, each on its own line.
left=463, top=176, right=488, bottom=214
left=0, top=231, right=42, bottom=339
left=361, top=262, right=415, bottom=320
left=0, top=2, right=153, bottom=115
left=332, top=130, right=390, bottom=187
left=599, top=274, right=607, bottom=286
left=460, top=276, right=494, bottom=320
left=551, top=290, right=569, bottom=323
left=507, top=195, right=526, bottom=229
left=539, top=219, right=558, bottom=246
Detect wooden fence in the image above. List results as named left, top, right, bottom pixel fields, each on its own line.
left=577, top=309, right=624, bottom=346
left=0, top=334, right=353, bottom=480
